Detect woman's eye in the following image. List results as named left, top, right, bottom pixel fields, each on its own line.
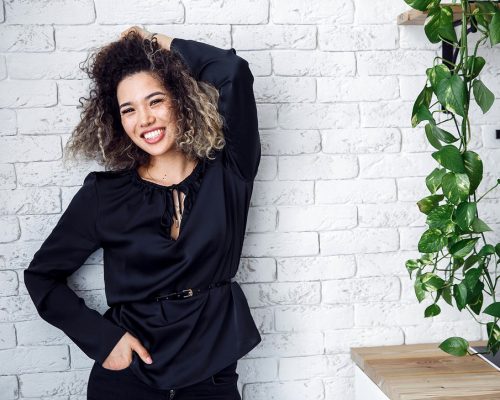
left=151, top=99, right=163, bottom=105
left=122, top=108, right=133, bottom=114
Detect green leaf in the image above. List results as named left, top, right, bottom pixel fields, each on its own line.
left=426, top=123, right=459, bottom=145
left=463, top=267, right=482, bottom=292
left=432, top=145, right=466, bottom=173
left=404, top=0, right=436, bottom=11
left=484, top=302, right=500, bottom=318
left=414, top=276, right=426, bottom=302
left=463, top=150, right=483, bottom=194
left=453, top=283, right=468, bottom=310
left=490, top=11, right=500, bottom=46
left=425, top=303, right=441, bottom=317
left=450, top=237, right=479, bottom=258
left=421, top=272, right=445, bottom=291
left=426, top=204, right=454, bottom=230
left=478, top=244, right=496, bottom=257
left=442, top=286, right=453, bottom=305
left=436, top=74, right=466, bottom=117
left=406, top=259, right=420, bottom=278
left=425, top=123, right=443, bottom=149
left=427, top=64, right=451, bottom=90
left=425, top=6, right=458, bottom=44
left=496, top=243, right=500, bottom=257
left=467, top=56, right=486, bottom=79
left=439, top=336, right=469, bottom=356
left=455, top=202, right=477, bottom=231
left=469, top=286, right=483, bottom=315
left=417, top=194, right=445, bottom=214
left=471, top=217, right=493, bottom=233
left=441, top=172, right=470, bottom=204
left=426, top=167, right=447, bottom=193
left=472, top=79, right=495, bottom=113
left=418, top=228, right=448, bottom=253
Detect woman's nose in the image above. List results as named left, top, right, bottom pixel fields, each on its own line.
left=140, top=111, right=155, bottom=127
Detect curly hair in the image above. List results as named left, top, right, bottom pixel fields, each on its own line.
left=64, top=31, right=225, bottom=171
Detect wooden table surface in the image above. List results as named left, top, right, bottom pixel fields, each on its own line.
left=351, top=340, right=500, bottom=400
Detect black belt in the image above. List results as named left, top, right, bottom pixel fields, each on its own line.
left=153, top=279, right=232, bottom=301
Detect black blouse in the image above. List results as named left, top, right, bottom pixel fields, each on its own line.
left=23, top=37, right=262, bottom=391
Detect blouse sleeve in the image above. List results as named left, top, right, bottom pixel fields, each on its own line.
left=23, top=172, right=127, bottom=364
left=170, top=37, right=261, bottom=182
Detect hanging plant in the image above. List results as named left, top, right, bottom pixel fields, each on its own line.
left=403, top=0, right=500, bottom=357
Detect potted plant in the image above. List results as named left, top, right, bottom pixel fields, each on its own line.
left=403, top=0, right=500, bottom=357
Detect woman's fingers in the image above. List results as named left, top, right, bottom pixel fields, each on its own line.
left=120, top=26, right=149, bottom=39
left=129, top=337, right=153, bottom=364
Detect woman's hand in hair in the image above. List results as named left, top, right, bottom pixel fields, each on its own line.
left=102, top=331, right=153, bottom=370
left=120, top=26, right=174, bottom=51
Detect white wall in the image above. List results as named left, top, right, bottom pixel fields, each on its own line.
left=0, top=0, right=499, bottom=399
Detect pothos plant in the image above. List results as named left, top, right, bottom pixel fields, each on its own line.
left=403, top=0, right=500, bottom=357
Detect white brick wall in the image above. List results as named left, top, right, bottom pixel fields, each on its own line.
left=1, top=0, right=499, bottom=399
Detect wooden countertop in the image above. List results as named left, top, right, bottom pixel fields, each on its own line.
left=351, top=340, right=500, bottom=400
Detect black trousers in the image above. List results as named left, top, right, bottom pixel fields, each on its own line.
left=87, top=360, right=241, bottom=400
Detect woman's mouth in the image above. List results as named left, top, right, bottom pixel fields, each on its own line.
left=141, top=128, right=165, bottom=144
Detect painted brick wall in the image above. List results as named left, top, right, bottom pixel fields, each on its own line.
left=0, top=0, right=499, bottom=399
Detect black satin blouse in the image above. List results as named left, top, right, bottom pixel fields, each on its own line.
left=23, top=37, right=262, bottom=391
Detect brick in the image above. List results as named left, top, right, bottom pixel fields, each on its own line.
left=0, top=345, right=68, bottom=374
left=356, top=251, right=416, bottom=278
left=316, top=179, right=397, bottom=204
left=246, top=206, right=277, bottom=232
left=277, top=255, right=355, bottom=281
left=17, top=161, right=100, bottom=187
left=0, top=187, right=60, bottom=216
left=235, top=257, right=276, bottom=283
left=0, top=217, right=19, bottom=243
left=0, top=375, right=18, bottom=400
left=279, top=354, right=352, bottom=380
left=400, top=25, right=441, bottom=50
left=357, top=50, right=437, bottom=76
left=0, top=269, right=18, bottom=297
left=0, top=80, right=57, bottom=108
left=273, top=50, right=355, bottom=77
left=271, top=0, right=353, bottom=24
left=275, top=304, right=353, bottom=331
left=278, top=205, right=356, bottom=231
left=237, top=357, right=277, bottom=383
left=0, top=109, right=16, bottom=136
left=321, top=128, right=401, bottom=154
left=95, top=0, right=183, bottom=24
left=250, top=332, right=323, bottom=358
left=354, top=0, right=408, bottom=24
left=322, top=277, right=401, bottom=303
left=320, top=228, right=399, bottom=255
left=325, top=327, right=404, bottom=353
left=242, top=282, right=320, bottom=307
left=0, top=25, right=54, bottom=52
left=279, top=103, right=359, bottom=129
left=0, top=323, right=16, bottom=349
left=358, top=202, right=423, bottom=227
left=318, top=76, right=398, bottom=102
left=242, top=232, right=318, bottom=257
left=184, top=0, right=268, bottom=24
left=17, top=106, right=80, bottom=134
left=254, top=76, right=316, bottom=102
left=16, top=319, right=69, bottom=346
left=5, top=0, right=94, bottom=24
left=320, top=25, right=397, bottom=51
left=7, top=53, right=87, bottom=79
left=0, top=136, right=61, bottom=163
left=279, top=154, right=357, bottom=180
left=233, top=25, right=315, bottom=50
left=359, top=153, right=435, bottom=178
left=250, top=308, right=274, bottom=334
left=251, top=180, right=314, bottom=206
left=254, top=155, right=277, bottom=181
left=360, top=100, right=413, bottom=128
left=19, top=369, right=89, bottom=397
left=261, top=130, right=321, bottom=155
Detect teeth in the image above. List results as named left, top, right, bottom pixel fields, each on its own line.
left=144, top=128, right=164, bottom=139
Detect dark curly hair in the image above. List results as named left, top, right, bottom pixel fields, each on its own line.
left=64, top=30, right=225, bottom=171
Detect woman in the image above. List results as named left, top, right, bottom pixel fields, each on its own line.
left=23, top=26, right=262, bottom=400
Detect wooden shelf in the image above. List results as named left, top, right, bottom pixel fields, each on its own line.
left=397, top=3, right=500, bottom=25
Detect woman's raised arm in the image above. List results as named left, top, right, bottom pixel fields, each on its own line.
left=170, top=37, right=261, bottom=182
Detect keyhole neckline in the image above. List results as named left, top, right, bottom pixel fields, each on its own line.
left=131, top=159, right=203, bottom=191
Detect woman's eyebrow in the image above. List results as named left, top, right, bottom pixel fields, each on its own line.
left=119, top=91, right=166, bottom=109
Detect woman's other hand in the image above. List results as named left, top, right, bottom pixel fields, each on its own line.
left=102, top=332, right=153, bottom=370
left=120, top=26, right=174, bottom=51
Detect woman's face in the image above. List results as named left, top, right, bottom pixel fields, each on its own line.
left=116, top=71, right=179, bottom=157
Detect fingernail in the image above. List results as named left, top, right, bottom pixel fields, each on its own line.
left=146, top=356, right=153, bottom=364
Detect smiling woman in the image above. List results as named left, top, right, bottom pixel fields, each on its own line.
left=23, top=27, right=261, bottom=400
